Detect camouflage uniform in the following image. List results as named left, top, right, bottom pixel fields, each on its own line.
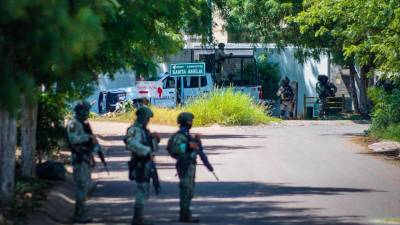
left=167, top=112, right=201, bottom=223
left=125, top=107, right=159, bottom=225
left=214, top=43, right=232, bottom=85
left=171, top=132, right=197, bottom=218
left=277, top=77, right=295, bottom=119
left=66, top=101, right=99, bottom=223
left=316, top=75, right=337, bottom=117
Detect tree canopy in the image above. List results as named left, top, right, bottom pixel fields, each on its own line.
left=217, top=0, right=400, bottom=74
left=0, top=0, right=211, bottom=112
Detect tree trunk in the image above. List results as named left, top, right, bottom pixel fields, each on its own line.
left=0, top=108, right=17, bottom=205
left=349, top=64, right=360, bottom=114
left=358, top=65, right=371, bottom=118
left=21, top=96, right=38, bottom=178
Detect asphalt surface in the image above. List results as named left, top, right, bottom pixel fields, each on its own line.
left=86, top=121, right=400, bottom=225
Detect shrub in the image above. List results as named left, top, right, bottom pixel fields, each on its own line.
left=36, top=92, right=69, bottom=162
left=186, top=88, right=274, bottom=126
left=368, top=86, right=400, bottom=141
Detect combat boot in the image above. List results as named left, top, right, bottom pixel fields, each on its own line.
left=179, top=209, right=199, bottom=223
left=73, top=201, right=93, bottom=223
left=132, top=207, right=153, bottom=225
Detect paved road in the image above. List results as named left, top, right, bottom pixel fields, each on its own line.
left=87, top=121, right=400, bottom=225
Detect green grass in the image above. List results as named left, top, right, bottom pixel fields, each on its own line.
left=186, top=88, right=277, bottom=126
left=93, top=88, right=279, bottom=126
left=371, top=123, right=400, bottom=142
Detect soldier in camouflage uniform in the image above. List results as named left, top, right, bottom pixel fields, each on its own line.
left=316, top=75, right=337, bottom=117
left=66, top=101, right=102, bottom=223
left=276, top=77, right=295, bottom=119
left=125, top=107, right=160, bottom=225
left=214, top=43, right=233, bottom=85
left=167, top=112, right=205, bottom=223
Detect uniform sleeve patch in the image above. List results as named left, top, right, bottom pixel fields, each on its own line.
left=127, top=127, right=136, bottom=138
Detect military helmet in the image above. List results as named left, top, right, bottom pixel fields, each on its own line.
left=136, top=106, right=154, bottom=120
left=74, top=100, right=91, bottom=113
left=177, top=112, right=195, bottom=125
left=282, top=77, right=290, bottom=85
left=318, top=75, right=329, bottom=83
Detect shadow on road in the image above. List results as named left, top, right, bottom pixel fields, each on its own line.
left=87, top=131, right=376, bottom=225
left=98, top=133, right=267, bottom=142
left=320, top=133, right=366, bottom=137
left=88, top=179, right=375, bottom=225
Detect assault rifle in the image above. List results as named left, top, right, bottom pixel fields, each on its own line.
left=145, top=130, right=162, bottom=195
left=82, top=122, right=110, bottom=175
left=191, top=135, right=219, bottom=181
left=176, top=132, right=219, bottom=181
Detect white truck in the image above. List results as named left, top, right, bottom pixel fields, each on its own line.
left=98, top=54, right=263, bottom=112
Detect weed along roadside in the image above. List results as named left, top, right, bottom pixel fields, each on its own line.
left=92, top=88, right=279, bottom=126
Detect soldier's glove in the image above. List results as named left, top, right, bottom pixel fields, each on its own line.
left=90, top=135, right=99, bottom=144
left=91, top=155, right=96, bottom=168
left=189, top=142, right=200, bottom=151
left=150, top=153, right=155, bottom=161
left=194, top=134, right=202, bottom=145
left=151, top=132, right=161, bottom=143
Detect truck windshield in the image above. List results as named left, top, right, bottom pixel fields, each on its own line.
left=216, top=57, right=258, bottom=86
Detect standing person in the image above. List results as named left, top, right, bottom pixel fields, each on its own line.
left=276, top=77, right=295, bottom=119
left=66, top=101, right=104, bottom=223
left=125, top=107, right=160, bottom=225
left=167, top=112, right=215, bottom=223
left=289, top=80, right=298, bottom=119
left=214, top=43, right=233, bottom=85
left=316, top=75, right=337, bottom=117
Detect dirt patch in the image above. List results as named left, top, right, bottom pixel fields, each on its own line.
left=352, top=136, right=400, bottom=167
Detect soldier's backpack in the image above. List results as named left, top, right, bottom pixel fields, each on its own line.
left=166, top=133, right=183, bottom=159
left=282, top=86, right=294, bottom=101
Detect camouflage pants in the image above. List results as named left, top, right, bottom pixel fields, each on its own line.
left=179, top=164, right=196, bottom=211
left=73, top=162, right=91, bottom=202
left=280, top=101, right=293, bottom=118
left=134, top=182, right=150, bottom=209
left=319, top=98, right=327, bottom=117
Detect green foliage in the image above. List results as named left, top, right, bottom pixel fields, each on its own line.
left=372, top=124, right=400, bottom=142
left=216, top=0, right=302, bottom=45
left=36, top=92, right=70, bottom=160
left=90, top=0, right=210, bottom=76
left=0, top=0, right=105, bottom=113
left=368, top=86, right=400, bottom=141
left=0, top=0, right=211, bottom=113
left=218, top=0, right=400, bottom=74
left=186, top=88, right=276, bottom=126
left=94, top=89, right=278, bottom=126
left=257, top=54, right=280, bottom=99
left=294, top=0, right=400, bottom=73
